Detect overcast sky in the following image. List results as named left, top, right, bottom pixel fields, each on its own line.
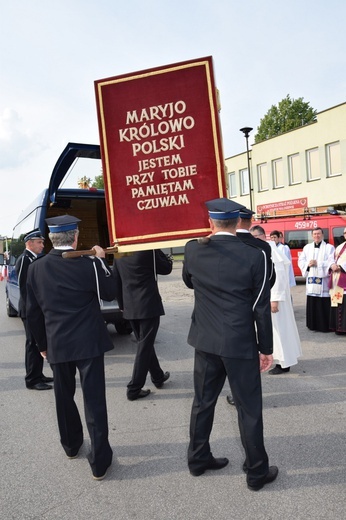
left=1, top=0, right=346, bottom=236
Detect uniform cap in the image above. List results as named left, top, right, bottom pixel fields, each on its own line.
left=45, top=215, right=81, bottom=233
left=239, top=208, right=255, bottom=219
left=205, top=198, right=245, bottom=220
left=24, top=230, right=45, bottom=242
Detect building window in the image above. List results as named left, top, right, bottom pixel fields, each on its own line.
left=257, top=163, right=268, bottom=191
left=240, top=169, right=249, bottom=195
left=228, top=172, right=236, bottom=197
left=306, top=148, right=320, bottom=180
left=288, top=153, right=301, bottom=184
left=326, top=141, right=341, bottom=177
left=272, top=158, right=284, bottom=188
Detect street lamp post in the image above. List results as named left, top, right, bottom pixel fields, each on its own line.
left=240, top=127, right=253, bottom=211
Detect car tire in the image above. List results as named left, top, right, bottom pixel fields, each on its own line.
left=114, top=320, right=132, bottom=335
left=6, top=294, right=18, bottom=317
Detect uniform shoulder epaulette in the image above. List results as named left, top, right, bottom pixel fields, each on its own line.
left=197, top=237, right=211, bottom=245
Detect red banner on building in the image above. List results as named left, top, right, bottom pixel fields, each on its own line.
left=257, top=198, right=308, bottom=214
left=95, top=56, right=226, bottom=251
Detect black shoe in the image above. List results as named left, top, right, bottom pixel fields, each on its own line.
left=247, top=466, right=279, bottom=491
left=152, top=371, right=170, bottom=388
left=92, top=463, right=111, bottom=481
left=41, top=376, right=54, bottom=383
left=66, top=443, right=82, bottom=459
left=190, top=457, right=229, bottom=477
left=269, top=365, right=290, bottom=375
left=27, top=382, right=53, bottom=390
left=67, top=452, right=79, bottom=460
left=226, top=394, right=235, bottom=406
left=127, top=389, right=151, bottom=401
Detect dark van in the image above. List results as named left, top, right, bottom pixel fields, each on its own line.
left=1, top=142, right=132, bottom=335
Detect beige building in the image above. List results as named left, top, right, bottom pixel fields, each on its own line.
left=225, top=102, right=346, bottom=217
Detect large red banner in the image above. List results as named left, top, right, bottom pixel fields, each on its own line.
left=95, top=56, right=226, bottom=251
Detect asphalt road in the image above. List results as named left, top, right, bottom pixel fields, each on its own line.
left=1, top=265, right=345, bottom=520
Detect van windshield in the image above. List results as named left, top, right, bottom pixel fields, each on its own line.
left=10, top=208, right=40, bottom=261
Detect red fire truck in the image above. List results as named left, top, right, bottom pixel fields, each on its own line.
left=258, top=212, right=346, bottom=277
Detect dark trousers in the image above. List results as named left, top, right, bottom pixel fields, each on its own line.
left=127, top=317, right=164, bottom=397
left=22, top=318, right=44, bottom=387
left=330, top=295, right=346, bottom=334
left=306, top=295, right=331, bottom=332
left=51, top=355, right=112, bottom=477
left=188, top=350, right=269, bottom=486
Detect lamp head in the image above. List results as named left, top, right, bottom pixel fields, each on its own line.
left=240, top=127, right=253, bottom=138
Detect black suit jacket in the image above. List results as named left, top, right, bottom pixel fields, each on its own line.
left=113, top=250, right=173, bottom=320
left=236, top=231, right=276, bottom=288
left=26, top=250, right=117, bottom=364
left=15, top=249, right=36, bottom=318
left=183, top=235, right=273, bottom=359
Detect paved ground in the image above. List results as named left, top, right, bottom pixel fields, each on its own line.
left=1, top=264, right=345, bottom=519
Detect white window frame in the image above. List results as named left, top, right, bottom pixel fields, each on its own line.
left=326, top=141, right=341, bottom=177
left=306, top=147, right=320, bottom=181
left=288, top=153, right=301, bottom=185
left=257, top=163, right=268, bottom=192
left=272, top=158, right=284, bottom=188
left=228, top=171, right=237, bottom=198
left=240, top=168, right=249, bottom=195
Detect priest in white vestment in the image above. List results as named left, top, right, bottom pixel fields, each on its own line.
left=298, top=227, right=335, bottom=332
left=269, top=242, right=302, bottom=374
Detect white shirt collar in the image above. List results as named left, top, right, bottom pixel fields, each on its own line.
left=26, top=249, right=37, bottom=258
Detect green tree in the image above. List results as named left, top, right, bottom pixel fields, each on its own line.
left=254, top=95, right=317, bottom=143
left=91, top=174, right=104, bottom=189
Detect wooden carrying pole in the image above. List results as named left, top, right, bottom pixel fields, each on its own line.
left=62, top=246, right=119, bottom=259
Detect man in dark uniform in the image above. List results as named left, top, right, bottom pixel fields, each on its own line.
left=15, top=230, right=53, bottom=390
left=238, top=214, right=276, bottom=288
left=26, top=215, right=116, bottom=480
left=183, top=198, right=278, bottom=491
left=226, top=214, right=276, bottom=405
left=113, top=250, right=173, bottom=401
